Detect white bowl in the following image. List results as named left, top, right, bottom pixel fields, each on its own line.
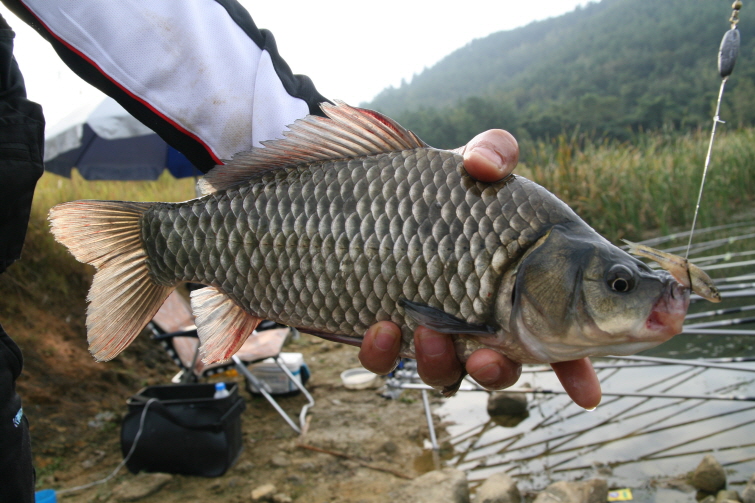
left=340, top=367, right=378, bottom=390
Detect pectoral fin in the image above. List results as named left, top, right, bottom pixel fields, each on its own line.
left=399, top=299, right=496, bottom=336
left=190, top=287, right=262, bottom=363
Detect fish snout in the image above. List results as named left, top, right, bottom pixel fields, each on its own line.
left=645, top=276, right=690, bottom=338
left=667, top=272, right=690, bottom=300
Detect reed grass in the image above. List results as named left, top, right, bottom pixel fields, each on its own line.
left=519, top=128, right=755, bottom=242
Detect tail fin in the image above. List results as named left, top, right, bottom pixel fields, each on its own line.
left=49, top=201, right=173, bottom=361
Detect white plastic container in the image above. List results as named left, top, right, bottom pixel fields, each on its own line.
left=247, top=352, right=304, bottom=394
left=340, top=367, right=378, bottom=390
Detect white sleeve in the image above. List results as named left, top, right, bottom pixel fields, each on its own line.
left=4, top=0, right=328, bottom=171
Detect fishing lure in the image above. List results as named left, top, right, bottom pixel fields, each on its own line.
left=623, top=240, right=721, bottom=303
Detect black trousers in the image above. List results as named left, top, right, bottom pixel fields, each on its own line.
left=0, top=13, right=44, bottom=503
left=0, top=326, right=34, bottom=503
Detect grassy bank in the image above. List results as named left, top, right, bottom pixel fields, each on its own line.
left=2, top=171, right=197, bottom=312
left=30, top=169, right=197, bottom=219
left=519, top=127, right=755, bottom=241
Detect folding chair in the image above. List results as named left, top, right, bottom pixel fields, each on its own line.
left=147, top=290, right=315, bottom=434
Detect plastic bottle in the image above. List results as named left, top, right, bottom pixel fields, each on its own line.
left=213, top=382, right=230, bottom=399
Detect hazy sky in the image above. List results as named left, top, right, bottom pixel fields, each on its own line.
left=0, top=1, right=593, bottom=128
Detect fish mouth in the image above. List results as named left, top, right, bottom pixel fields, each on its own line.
left=645, top=278, right=690, bottom=339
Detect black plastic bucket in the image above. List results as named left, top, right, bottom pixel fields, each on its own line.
left=120, top=382, right=245, bottom=477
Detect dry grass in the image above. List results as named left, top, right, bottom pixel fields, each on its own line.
left=31, top=169, right=197, bottom=221
left=2, top=170, right=197, bottom=313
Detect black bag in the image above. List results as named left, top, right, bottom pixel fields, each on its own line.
left=120, top=382, right=245, bottom=477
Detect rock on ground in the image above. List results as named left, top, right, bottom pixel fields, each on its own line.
left=487, top=392, right=528, bottom=416
left=391, top=468, right=470, bottom=503
left=743, top=473, right=755, bottom=503
left=250, top=483, right=276, bottom=502
left=715, top=489, right=740, bottom=502
left=692, top=454, right=727, bottom=493
left=270, top=454, right=290, bottom=468
left=111, top=473, right=172, bottom=502
left=533, top=479, right=607, bottom=503
left=475, top=472, right=521, bottom=503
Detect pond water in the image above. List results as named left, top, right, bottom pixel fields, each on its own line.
left=431, top=219, right=755, bottom=501
left=436, top=359, right=755, bottom=500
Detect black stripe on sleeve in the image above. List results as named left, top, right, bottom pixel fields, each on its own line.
left=213, top=0, right=331, bottom=117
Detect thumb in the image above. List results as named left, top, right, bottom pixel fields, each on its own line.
left=454, top=129, right=519, bottom=183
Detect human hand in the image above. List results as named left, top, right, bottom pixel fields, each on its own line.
left=359, top=322, right=601, bottom=409
left=357, top=129, right=602, bottom=409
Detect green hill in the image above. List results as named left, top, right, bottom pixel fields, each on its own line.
left=365, top=0, right=755, bottom=149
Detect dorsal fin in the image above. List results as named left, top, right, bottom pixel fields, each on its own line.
left=197, top=101, right=427, bottom=195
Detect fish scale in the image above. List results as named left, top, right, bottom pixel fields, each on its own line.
left=140, top=147, right=575, bottom=351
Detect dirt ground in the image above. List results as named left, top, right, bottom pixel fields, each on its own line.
left=7, top=295, right=444, bottom=503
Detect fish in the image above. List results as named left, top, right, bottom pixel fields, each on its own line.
left=622, top=240, right=721, bottom=303
left=49, top=101, right=693, bottom=394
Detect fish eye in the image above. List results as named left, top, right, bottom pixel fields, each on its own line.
left=606, top=265, right=635, bottom=293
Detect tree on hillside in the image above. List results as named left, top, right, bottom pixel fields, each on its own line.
left=367, top=0, right=754, bottom=146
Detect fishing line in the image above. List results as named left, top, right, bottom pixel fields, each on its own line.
left=686, top=79, right=728, bottom=259
left=55, top=398, right=158, bottom=496
left=685, top=1, right=742, bottom=259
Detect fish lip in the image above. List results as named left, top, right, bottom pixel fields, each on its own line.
left=644, top=277, right=690, bottom=338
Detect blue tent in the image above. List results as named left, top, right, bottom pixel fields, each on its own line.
left=44, top=97, right=199, bottom=180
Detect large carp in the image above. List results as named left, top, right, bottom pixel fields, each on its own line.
left=50, top=102, right=696, bottom=386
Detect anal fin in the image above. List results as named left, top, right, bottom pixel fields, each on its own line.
left=190, top=287, right=262, bottom=363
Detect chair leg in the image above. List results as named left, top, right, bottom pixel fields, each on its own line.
left=421, top=389, right=439, bottom=451
left=231, top=355, right=303, bottom=434
left=272, top=356, right=316, bottom=434
left=184, top=343, right=202, bottom=383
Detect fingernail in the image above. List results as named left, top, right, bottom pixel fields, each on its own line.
left=474, top=146, right=504, bottom=173
left=470, top=362, right=501, bottom=384
left=373, top=327, right=396, bottom=352
left=416, top=333, right=447, bottom=357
